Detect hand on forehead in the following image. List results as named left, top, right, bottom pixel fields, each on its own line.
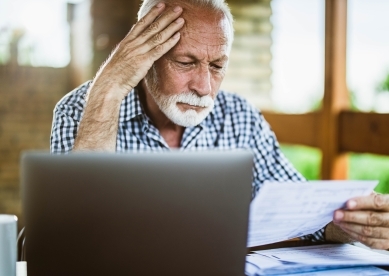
left=165, top=1, right=231, bottom=47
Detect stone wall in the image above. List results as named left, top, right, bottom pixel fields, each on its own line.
left=222, top=0, right=273, bottom=109
left=0, top=65, right=69, bottom=227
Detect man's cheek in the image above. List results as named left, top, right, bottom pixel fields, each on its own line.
left=171, top=73, right=191, bottom=90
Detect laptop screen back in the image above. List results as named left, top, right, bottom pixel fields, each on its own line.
left=21, top=150, right=253, bottom=276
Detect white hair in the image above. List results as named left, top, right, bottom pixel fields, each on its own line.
left=138, top=0, right=234, bottom=48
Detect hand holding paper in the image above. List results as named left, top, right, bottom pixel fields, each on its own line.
left=333, top=193, right=389, bottom=250
left=247, top=180, right=378, bottom=247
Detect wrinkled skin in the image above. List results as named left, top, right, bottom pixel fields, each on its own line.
left=74, top=3, right=186, bottom=151
left=141, top=2, right=231, bottom=147
left=331, top=193, right=389, bottom=250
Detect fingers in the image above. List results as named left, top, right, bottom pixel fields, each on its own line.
left=336, top=221, right=389, bottom=239
left=333, top=208, right=389, bottom=250
left=334, top=209, right=389, bottom=227
left=346, top=193, right=389, bottom=211
left=126, top=3, right=166, bottom=40
left=136, top=17, right=184, bottom=55
left=139, top=6, right=183, bottom=43
left=127, top=4, right=183, bottom=47
left=148, top=32, right=181, bottom=60
left=334, top=221, right=389, bottom=249
left=93, top=3, right=185, bottom=95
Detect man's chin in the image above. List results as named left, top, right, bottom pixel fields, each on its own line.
left=166, top=109, right=210, bottom=127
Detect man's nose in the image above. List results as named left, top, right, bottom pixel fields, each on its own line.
left=189, top=66, right=212, bottom=97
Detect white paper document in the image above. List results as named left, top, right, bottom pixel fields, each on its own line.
left=245, top=263, right=389, bottom=276
left=245, top=244, right=389, bottom=275
left=247, top=180, right=378, bottom=247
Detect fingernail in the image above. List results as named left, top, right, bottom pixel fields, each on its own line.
left=173, top=32, right=180, bottom=39
left=334, top=211, right=344, bottom=221
left=157, top=2, right=164, bottom=8
left=174, top=6, right=182, bottom=12
left=348, top=200, right=357, bottom=209
left=175, top=18, right=184, bottom=24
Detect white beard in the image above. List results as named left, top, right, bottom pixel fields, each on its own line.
left=149, top=91, right=214, bottom=127
left=145, top=68, right=214, bottom=127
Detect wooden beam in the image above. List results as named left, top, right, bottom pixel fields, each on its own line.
left=320, top=0, right=349, bottom=179
left=262, top=110, right=389, bottom=156
left=68, top=2, right=93, bottom=88
left=339, top=111, right=389, bottom=155
left=262, top=112, right=321, bottom=148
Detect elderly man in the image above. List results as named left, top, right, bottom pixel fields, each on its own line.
left=51, top=0, right=389, bottom=250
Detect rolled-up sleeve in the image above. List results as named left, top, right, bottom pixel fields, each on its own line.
left=50, top=82, right=90, bottom=153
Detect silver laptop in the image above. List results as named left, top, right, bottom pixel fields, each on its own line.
left=21, top=150, right=253, bottom=276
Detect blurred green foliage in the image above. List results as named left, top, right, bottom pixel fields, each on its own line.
left=377, top=72, right=389, bottom=93
left=280, top=145, right=321, bottom=180
left=280, top=144, right=389, bottom=194
left=349, top=153, right=389, bottom=194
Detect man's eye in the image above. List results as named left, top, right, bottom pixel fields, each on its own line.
left=177, top=61, right=192, bottom=67
left=211, top=64, right=223, bottom=70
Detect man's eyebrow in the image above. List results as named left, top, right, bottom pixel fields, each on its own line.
left=176, top=53, right=197, bottom=60
left=176, top=53, right=229, bottom=63
left=212, top=56, right=228, bottom=63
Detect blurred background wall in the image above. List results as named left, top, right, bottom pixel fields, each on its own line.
left=0, top=0, right=275, bottom=226
left=0, top=0, right=142, bottom=227
left=0, top=0, right=388, bottom=228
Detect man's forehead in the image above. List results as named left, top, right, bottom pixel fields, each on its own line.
left=165, top=1, right=230, bottom=42
left=170, top=30, right=229, bottom=62
left=184, top=8, right=228, bottom=33
left=173, top=6, right=230, bottom=57
left=180, top=28, right=228, bottom=48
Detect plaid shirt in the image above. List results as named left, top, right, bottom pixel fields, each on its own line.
left=50, top=81, right=325, bottom=242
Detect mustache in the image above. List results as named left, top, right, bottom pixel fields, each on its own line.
left=173, top=91, right=214, bottom=108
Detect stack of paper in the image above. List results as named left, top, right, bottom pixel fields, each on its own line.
left=245, top=181, right=388, bottom=275
left=245, top=244, right=389, bottom=275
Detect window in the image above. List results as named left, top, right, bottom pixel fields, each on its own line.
left=0, top=0, right=83, bottom=67
left=270, top=0, right=325, bottom=113
left=347, top=0, right=389, bottom=112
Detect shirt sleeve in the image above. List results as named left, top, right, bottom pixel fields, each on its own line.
left=248, top=108, right=325, bottom=242
left=248, top=110, right=305, bottom=195
left=300, top=227, right=326, bottom=242
left=50, top=82, right=90, bottom=153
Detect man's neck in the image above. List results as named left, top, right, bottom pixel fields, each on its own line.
left=139, top=82, right=185, bottom=148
